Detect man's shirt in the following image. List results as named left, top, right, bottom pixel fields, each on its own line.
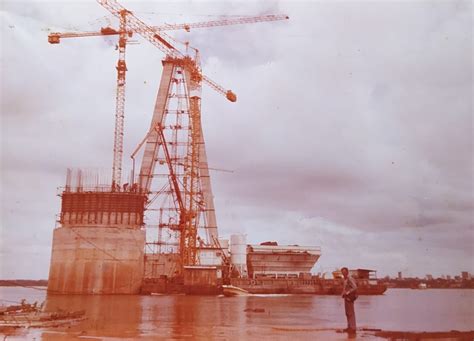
left=342, top=275, right=357, bottom=295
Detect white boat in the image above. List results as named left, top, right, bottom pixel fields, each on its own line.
left=222, top=285, right=250, bottom=296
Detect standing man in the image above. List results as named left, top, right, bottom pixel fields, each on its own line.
left=341, top=267, right=357, bottom=334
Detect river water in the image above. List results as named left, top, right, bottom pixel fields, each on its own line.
left=1, top=287, right=473, bottom=340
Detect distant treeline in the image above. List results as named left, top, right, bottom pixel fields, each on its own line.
left=0, top=279, right=48, bottom=287
left=381, top=278, right=474, bottom=289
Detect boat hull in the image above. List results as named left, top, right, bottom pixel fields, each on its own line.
left=229, top=278, right=387, bottom=295
left=222, top=285, right=250, bottom=296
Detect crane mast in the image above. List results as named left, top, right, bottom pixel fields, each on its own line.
left=183, top=65, right=203, bottom=265
left=112, top=9, right=129, bottom=187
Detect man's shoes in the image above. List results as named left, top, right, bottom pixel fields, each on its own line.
left=343, top=328, right=356, bottom=333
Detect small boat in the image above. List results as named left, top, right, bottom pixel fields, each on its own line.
left=222, top=285, right=250, bottom=296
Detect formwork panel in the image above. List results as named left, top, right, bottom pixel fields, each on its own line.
left=60, top=192, right=147, bottom=227
left=82, top=261, right=94, bottom=292
left=102, top=262, right=115, bottom=292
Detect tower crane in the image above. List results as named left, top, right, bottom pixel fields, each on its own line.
left=50, top=0, right=288, bottom=272
left=48, top=11, right=288, bottom=188
left=96, top=0, right=288, bottom=269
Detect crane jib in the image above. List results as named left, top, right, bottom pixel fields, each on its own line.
left=153, top=33, right=174, bottom=50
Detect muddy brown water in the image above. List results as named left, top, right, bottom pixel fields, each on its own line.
left=1, top=287, right=473, bottom=340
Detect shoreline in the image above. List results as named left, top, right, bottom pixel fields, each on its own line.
left=369, top=329, right=474, bottom=340
left=271, top=327, right=474, bottom=340
left=2, top=326, right=473, bottom=340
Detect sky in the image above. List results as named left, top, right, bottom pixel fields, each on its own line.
left=0, top=0, right=472, bottom=279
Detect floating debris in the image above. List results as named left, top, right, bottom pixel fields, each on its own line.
left=244, top=308, right=265, bottom=313
left=0, top=299, right=85, bottom=328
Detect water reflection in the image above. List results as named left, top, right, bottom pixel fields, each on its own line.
left=140, top=295, right=248, bottom=340
left=41, top=293, right=142, bottom=339
left=141, top=295, right=327, bottom=339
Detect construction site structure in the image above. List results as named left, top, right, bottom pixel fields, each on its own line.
left=47, top=0, right=289, bottom=294
left=48, top=169, right=146, bottom=294
left=230, top=234, right=247, bottom=277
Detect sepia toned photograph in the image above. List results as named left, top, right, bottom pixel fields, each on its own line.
left=1, top=0, right=473, bottom=340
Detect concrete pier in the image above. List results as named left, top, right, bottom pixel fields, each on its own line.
left=48, top=186, right=147, bottom=294
left=48, top=227, right=145, bottom=294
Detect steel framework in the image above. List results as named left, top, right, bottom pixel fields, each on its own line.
left=49, top=0, right=289, bottom=273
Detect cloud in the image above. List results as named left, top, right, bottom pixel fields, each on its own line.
left=1, top=0, right=472, bottom=279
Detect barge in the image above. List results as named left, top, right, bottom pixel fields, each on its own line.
left=142, top=238, right=386, bottom=295
left=230, top=270, right=387, bottom=295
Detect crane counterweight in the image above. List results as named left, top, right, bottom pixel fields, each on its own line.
left=226, top=91, right=237, bottom=103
